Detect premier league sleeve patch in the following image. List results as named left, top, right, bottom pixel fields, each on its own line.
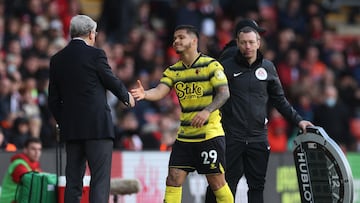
left=255, top=67, right=267, bottom=80
left=214, top=69, right=226, bottom=80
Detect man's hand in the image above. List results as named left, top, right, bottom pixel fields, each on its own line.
left=128, top=92, right=136, bottom=107
left=130, top=80, right=145, bottom=101
left=298, top=120, right=314, bottom=133
left=191, top=110, right=210, bottom=128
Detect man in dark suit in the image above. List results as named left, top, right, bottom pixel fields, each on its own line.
left=48, top=15, right=135, bottom=203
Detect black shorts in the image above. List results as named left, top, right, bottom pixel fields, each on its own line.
left=168, top=136, right=226, bottom=175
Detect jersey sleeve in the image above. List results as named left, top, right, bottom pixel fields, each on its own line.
left=160, top=67, right=174, bottom=88
left=209, top=61, right=228, bottom=88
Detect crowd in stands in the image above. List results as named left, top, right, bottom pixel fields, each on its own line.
left=0, top=0, right=360, bottom=152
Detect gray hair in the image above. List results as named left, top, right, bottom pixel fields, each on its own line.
left=69, top=15, right=97, bottom=38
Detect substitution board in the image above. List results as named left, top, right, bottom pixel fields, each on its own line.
left=293, top=126, right=353, bottom=203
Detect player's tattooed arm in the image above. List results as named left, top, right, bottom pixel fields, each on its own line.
left=204, top=85, right=230, bottom=113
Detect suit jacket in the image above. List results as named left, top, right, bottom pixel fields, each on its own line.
left=48, top=39, right=129, bottom=141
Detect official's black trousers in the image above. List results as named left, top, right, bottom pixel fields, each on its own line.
left=205, top=141, right=270, bottom=203
left=64, top=139, right=113, bottom=203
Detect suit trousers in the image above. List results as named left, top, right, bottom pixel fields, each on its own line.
left=64, top=139, right=113, bottom=203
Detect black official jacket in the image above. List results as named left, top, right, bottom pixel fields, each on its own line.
left=220, top=50, right=302, bottom=143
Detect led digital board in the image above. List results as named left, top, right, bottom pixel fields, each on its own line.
left=293, top=126, right=353, bottom=203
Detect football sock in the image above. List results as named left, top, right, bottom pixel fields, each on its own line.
left=214, top=183, right=234, bottom=203
left=164, top=186, right=182, bottom=203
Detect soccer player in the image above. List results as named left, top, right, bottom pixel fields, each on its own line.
left=131, top=24, right=233, bottom=203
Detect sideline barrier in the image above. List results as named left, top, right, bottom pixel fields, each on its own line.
left=1, top=150, right=359, bottom=203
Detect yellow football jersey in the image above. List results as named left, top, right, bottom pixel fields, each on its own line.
left=160, top=54, right=228, bottom=142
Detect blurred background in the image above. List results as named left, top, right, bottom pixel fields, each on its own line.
left=0, top=0, right=360, bottom=202
left=1, top=0, right=360, bottom=153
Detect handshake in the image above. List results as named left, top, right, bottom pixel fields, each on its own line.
left=127, top=80, right=149, bottom=107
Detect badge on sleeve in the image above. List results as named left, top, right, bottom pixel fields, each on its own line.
left=214, top=69, right=226, bottom=80
left=255, top=67, right=267, bottom=80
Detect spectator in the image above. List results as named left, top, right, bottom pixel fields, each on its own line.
left=7, top=71, right=22, bottom=119
left=276, top=46, right=301, bottom=96
left=114, top=109, right=142, bottom=150
left=174, top=1, right=201, bottom=29
left=337, top=72, right=360, bottom=116
left=273, top=28, right=296, bottom=64
left=267, top=108, right=288, bottom=152
left=320, top=29, right=340, bottom=66
left=134, top=32, right=157, bottom=76
left=313, top=85, right=353, bottom=152
left=0, top=78, right=12, bottom=129
left=0, top=127, right=16, bottom=151
left=300, top=44, right=328, bottom=82
left=328, top=51, right=351, bottom=79
left=20, top=54, right=40, bottom=79
left=158, top=111, right=179, bottom=151
left=8, top=116, right=31, bottom=149
left=216, top=17, right=234, bottom=50
left=19, top=78, right=42, bottom=138
left=293, top=92, right=314, bottom=122
left=18, top=21, right=33, bottom=50
left=98, top=0, right=136, bottom=43
left=306, top=15, right=325, bottom=44
left=278, top=0, right=306, bottom=35
left=3, top=17, right=21, bottom=50
left=219, top=0, right=259, bottom=19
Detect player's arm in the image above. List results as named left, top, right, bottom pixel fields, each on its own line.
left=205, top=62, right=230, bottom=113
left=204, top=85, right=230, bottom=113
left=131, top=80, right=170, bottom=101
left=191, top=85, right=229, bottom=128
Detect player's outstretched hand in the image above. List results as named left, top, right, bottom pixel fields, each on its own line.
left=130, top=80, right=145, bottom=101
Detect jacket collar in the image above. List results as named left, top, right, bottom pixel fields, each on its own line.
left=235, top=50, right=263, bottom=68
left=70, top=39, right=88, bottom=45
